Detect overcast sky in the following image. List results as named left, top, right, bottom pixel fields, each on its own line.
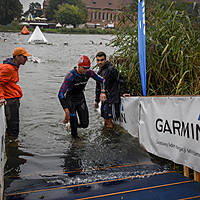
left=19, top=0, right=44, bottom=12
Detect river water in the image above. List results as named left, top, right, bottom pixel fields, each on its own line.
left=0, top=32, right=168, bottom=199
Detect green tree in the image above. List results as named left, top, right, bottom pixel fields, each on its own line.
left=46, top=0, right=87, bottom=21
left=24, top=2, right=43, bottom=17
left=0, top=0, right=22, bottom=25
left=55, top=3, right=87, bottom=27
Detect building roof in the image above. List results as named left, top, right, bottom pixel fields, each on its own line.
left=82, top=0, right=132, bottom=10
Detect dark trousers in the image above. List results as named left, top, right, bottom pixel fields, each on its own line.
left=101, top=100, right=120, bottom=120
left=5, top=98, right=20, bottom=137
left=69, top=100, right=89, bottom=137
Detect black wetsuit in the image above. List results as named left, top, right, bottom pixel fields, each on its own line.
left=58, top=67, right=104, bottom=137
left=95, top=61, right=128, bottom=120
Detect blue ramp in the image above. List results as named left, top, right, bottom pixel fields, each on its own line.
left=5, top=171, right=200, bottom=200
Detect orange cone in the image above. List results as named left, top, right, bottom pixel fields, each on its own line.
left=21, top=26, right=30, bottom=35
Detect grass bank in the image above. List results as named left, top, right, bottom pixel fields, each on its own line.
left=0, top=23, right=116, bottom=35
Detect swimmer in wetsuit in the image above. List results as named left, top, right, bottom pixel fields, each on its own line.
left=58, top=55, right=106, bottom=139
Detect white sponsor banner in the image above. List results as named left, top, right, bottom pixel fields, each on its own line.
left=0, top=105, right=5, bottom=199
left=115, top=97, right=139, bottom=138
left=139, top=96, right=200, bottom=172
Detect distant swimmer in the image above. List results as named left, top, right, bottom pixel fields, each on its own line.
left=90, top=40, right=94, bottom=44
left=99, top=42, right=102, bottom=45
left=64, top=42, right=68, bottom=46
left=58, top=55, right=106, bottom=139
left=31, top=56, right=40, bottom=63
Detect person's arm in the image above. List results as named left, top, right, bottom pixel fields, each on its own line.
left=95, top=82, right=101, bottom=102
left=0, top=98, right=6, bottom=106
left=58, top=72, right=72, bottom=122
left=88, top=70, right=106, bottom=106
left=0, top=82, right=5, bottom=105
left=0, top=66, right=11, bottom=104
left=88, top=69, right=104, bottom=83
left=63, top=108, right=70, bottom=123
left=95, top=81, right=101, bottom=108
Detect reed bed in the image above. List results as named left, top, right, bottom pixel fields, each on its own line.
left=111, top=0, right=200, bottom=96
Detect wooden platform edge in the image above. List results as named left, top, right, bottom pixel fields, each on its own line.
left=184, top=166, right=200, bottom=183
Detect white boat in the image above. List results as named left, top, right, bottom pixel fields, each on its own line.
left=28, top=26, right=48, bottom=44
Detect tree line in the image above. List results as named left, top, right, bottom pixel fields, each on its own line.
left=1, top=0, right=199, bottom=27
left=0, top=0, right=22, bottom=25
left=0, top=0, right=87, bottom=27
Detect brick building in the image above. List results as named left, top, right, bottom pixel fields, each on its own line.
left=81, top=0, right=132, bottom=26
left=42, top=0, right=132, bottom=25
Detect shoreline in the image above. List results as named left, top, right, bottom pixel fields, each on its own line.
left=0, top=26, right=116, bottom=35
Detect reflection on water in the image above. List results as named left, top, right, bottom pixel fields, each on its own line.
left=1, top=32, right=169, bottom=199
left=5, top=140, right=25, bottom=183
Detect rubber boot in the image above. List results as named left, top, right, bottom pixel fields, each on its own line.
left=104, top=119, right=114, bottom=129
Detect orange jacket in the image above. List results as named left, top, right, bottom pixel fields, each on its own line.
left=0, top=58, right=23, bottom=100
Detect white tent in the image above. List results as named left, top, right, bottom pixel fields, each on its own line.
left=56, top=23, right=62, bottom=28
left=106, top=23, right=115, bottom=28
left=28, top=26, right=48, bottom=44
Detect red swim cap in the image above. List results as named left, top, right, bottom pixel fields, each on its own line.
left=78, top=55, right=91, bottom=68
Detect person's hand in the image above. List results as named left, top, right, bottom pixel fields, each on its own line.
left=0, top=99, right=6, bottom=106
left=94, top=101, right=99, bottom=108
left=122, top=93, right=130, bottom=97
left=63, top=108, right=70, bottom=124
left=100, top=93, right=106, bottom=102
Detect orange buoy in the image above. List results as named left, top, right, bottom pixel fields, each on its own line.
left=21, top=26, right=30, bottom=35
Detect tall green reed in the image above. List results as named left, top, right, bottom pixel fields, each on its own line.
left=111, top=0, right=200, bottom=96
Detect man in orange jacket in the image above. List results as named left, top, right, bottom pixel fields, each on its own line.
left=0, top=47, right=31, bottom=137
